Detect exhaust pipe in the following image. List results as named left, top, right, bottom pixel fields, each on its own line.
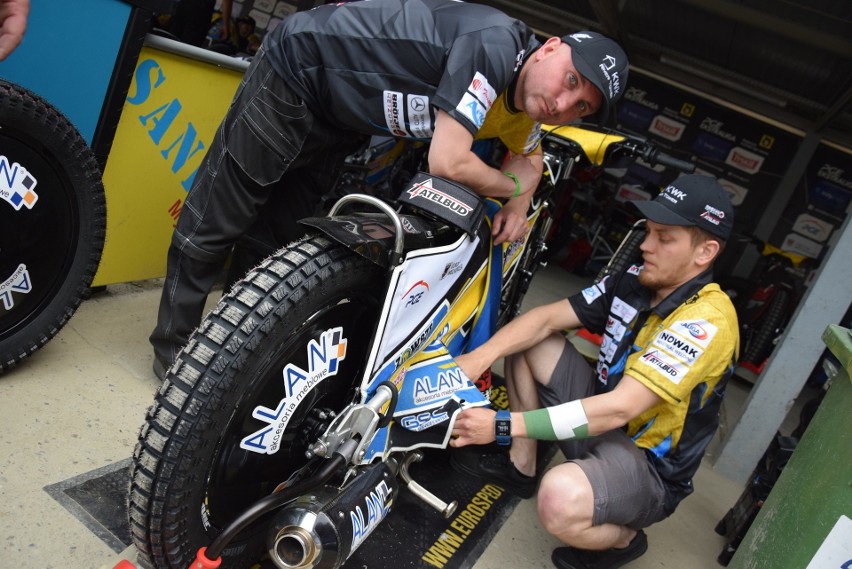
left=267, top=460, right=399, bottom=569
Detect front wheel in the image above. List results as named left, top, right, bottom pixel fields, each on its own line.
left=128, top=235, right=385, bottom=568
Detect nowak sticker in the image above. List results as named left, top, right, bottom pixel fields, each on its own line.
left=0, top=156, right=39, bottom=211
left=241, top=327, right=347, bottom=455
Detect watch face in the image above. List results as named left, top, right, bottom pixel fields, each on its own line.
left=495, top=411, right=511, bottom=442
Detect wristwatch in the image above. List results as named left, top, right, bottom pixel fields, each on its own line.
left=495, top=410, right=511, bottom=446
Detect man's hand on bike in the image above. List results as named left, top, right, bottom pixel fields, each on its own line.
left=492, top=192, right=532, bottom=244
left=450, top=407, right=497, bottom=447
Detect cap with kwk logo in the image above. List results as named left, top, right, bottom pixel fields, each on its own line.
left=561, top=31, right=629, bottom=124
left=632, top=174, right=734, bottom=240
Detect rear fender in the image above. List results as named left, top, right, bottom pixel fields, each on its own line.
left=300, top=214, right=440, bottom=269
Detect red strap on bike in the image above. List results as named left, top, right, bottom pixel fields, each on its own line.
left=112, top=561, right=137, bottom=569
left=192, top=547, right=222, bottom=568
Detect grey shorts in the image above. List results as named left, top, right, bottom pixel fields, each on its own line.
left=537, top=340, right=668, bottom=530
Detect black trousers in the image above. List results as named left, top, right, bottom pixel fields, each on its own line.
left=149, top=48, right=365, bottom=365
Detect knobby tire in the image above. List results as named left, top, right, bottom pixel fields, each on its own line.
left=128, top=235, right=384, bottom=568
left=0, top=80, right=106, bottom=373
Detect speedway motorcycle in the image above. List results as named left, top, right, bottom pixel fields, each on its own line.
left=126, top=125, right=693, bottom=569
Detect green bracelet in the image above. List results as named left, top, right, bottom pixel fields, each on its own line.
left=503, top=171, right=521, bottom=198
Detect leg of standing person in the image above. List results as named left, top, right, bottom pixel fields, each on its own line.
left=223, top=132, right=367, bottom=290
left=150, top=47, right=322, bottom=374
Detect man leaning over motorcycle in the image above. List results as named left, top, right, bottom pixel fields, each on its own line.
left=148, top=0, right=629, bottom=381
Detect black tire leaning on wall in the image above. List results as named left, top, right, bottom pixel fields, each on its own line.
left=0, top=80, right=106, bottom=373
left=595, top=219, right=647, bottom=284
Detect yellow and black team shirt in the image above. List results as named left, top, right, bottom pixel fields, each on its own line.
left=569, top=265, right=739, bottom=512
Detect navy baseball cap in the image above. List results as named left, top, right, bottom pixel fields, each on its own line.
left=633, top=175, right=734, bottom=240
left=562, top=31, right=629, bottom=124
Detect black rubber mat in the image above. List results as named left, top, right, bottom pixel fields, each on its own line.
left=45, top=384, right=539, bottom=568
left=44, top=458, right=133, bottom=554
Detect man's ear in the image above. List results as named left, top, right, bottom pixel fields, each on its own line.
left=537, top=36, right=563, bottom=59
left=696, top=239, right=721, bottom=267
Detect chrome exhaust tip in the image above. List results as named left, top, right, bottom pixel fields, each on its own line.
left=270, top=525, right=320, bottom=569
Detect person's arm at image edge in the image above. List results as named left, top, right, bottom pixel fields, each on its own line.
left=0, top=0, right=29, bottom=61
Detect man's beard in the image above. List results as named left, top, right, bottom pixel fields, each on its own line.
left=638, top=269, right=666, bottom=291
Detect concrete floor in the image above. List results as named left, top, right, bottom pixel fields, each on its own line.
left=0, top=263, right=751, bottom=569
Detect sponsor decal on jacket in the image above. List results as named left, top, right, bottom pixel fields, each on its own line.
left=457, top=92, right=487, bottom=128
left=468, top=72, right=496, bottom=110
left=581, top=276, right=609, bottom=304
left=674, top=319, right=717, bottom=348
left=407, top=94, right=433, bottom=138
left=639, top=349, right=688, bottom=383
left=597, top=363, right=610, bottom=386
left=599, top=335, right=618, bottom=364
left=523, top=122, right=542, bottom=153
left=653, top=330, right=703, bottom=365
left=611, top=296, right=638, bottom=323
left=383, top=90, right=410, bottom=137
left=605, top=316, right=626, bottom=342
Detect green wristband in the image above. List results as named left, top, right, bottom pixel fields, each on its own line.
left=503, top=171, right=521, bottom=198
left=522, top=400, right=590, bottom=441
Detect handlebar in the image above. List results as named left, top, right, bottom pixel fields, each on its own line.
left=618, top=139, right=696, bottom=174
left=541, top=125, right=696, bottom=174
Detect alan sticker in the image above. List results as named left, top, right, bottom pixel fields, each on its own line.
left=241, top=327, right=347, bottom=455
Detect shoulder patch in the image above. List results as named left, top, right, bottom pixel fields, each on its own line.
left=581, top=276, right=609, bottom=304
left=672, top=319, right=718, bottom=348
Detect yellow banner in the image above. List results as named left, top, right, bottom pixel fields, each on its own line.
left=94, top=47, right=243, bottom=285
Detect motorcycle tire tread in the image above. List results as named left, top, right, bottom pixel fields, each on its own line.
left=128, top=234, right=383, bottom=569
left=0, top=80, right=106, bottom=373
